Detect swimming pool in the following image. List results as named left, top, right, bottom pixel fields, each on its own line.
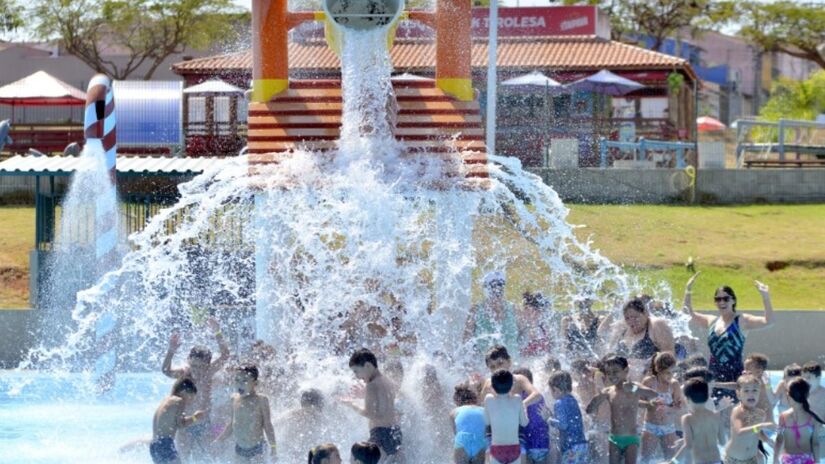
left=0, top=370, right=796, bottom=463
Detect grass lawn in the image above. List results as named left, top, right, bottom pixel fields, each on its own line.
left=2, top=204, right=824, bottom=309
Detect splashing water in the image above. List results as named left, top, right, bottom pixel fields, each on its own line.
left=13, top=27, right=693, bottom=463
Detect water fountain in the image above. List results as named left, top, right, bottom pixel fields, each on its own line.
left=1, top=1, right=680, bottom=462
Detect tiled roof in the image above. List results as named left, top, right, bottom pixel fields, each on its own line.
left=172, top=36, right=695, bottom=80
left=0, top=155, right=228, bottom=177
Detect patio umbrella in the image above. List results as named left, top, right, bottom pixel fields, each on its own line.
left=567, top=69, right=644, bottom=96
left=501, top=71, right=562, bottom=88
left=697, top=116, right=726, bottom=132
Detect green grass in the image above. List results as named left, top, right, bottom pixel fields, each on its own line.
left=2, top=204, right=824, bottom=309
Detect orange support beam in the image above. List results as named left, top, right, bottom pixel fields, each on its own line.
left=435, top=0, right=473, bottom=101
left=252, top=0, right=289, bottom=102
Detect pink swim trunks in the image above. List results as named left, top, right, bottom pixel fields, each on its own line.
left=490, top=444, right=521, bottom=464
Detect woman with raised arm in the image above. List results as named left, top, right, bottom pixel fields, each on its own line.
left=683, top=272, right=775, bottom=401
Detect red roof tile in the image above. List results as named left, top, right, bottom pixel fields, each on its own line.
left=172, top=36, right=695, bottom=81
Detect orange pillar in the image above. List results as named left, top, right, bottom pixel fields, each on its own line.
left=435, top=0, right=473, bottom=101
left=252, top=0, right=289, bottom=102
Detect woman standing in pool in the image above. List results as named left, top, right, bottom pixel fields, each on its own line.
left=683, top=273, right=775, bottom=400
left=609, top=297, right=676, bottom=380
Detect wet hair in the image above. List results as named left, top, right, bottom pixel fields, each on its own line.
left=491, top=369, right=514, bottom=395
left=715, top=286, right=737, bottom=311
left=686, top=354, right=708, bottom=368
left=802, top=362, right=822, bottom=378
left=172, top=377, right=198, bottom=396
left=349, top=348, right=378, bottom=369
left=548, top=371, right=573, bottom=394
left=684, top=367, right=713, bottom=383
left=787, top=378, right=825, bottom=425
left=745, top=353, right=769, bottom=371
left=351, top=441, right=381, bottom=464
left=238, top=364, right=259, bottom=381
left=675, top=362, right=689, bottom=382
left=737, top=373, right=760, bottom=389
left=650, top=352, right=677, bottom=377
left=453, top=383, right=479, bottom=406
left=188, top=346, right=212, bottom=363
left=485, top=345, right=511, bottom=366
left=571, top=359, right=590, bottom=376
left=512, top=367, right=533, bottom=384
left=300, top=389, right=324, bottom=408
left=683, top=378, right=710, bottom=404
left=601, top=355, right=629, bottom=372
left=544, top=357, right=561, bottom=373
left=523, top=291, right=547, bottom=309
left=308, top=443, right=339, bottom=464
left=784, top=363, right=802, bottom=378
left=623, top=297, right=647, bottom=314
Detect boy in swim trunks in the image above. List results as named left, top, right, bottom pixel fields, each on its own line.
left=480, top=345, right=542, bottom=407
left=586, top=355, right=658, bottom=464
left=543, top=371, right=588, bottom=464
left=151, top=378, right=205, bottom=464
left=801, top=362, right=825, bottom=460
left=671, top=378, right=726, bottom=464
left=342, top=348, right=404, bottom=463
left=744, top=354, right=777, bottom=422
left=724, top=374, right=776, bottom=464
left=215, top=364, right=276, bottom=463
left=485, top=369, right=529, bottom=464
left=161, top=317, right=230, bottom=460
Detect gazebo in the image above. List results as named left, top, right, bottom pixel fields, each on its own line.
left=0, top=71, right=86, bottom=154
left=182, top=79, right=246, bottom=156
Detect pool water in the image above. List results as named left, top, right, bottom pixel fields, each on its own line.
left=0, top=371, right=797, bottom=463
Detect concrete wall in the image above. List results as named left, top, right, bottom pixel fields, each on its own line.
left=0, top=310, right=37, bottom=369
left=531, top=168, right=825, bottom=204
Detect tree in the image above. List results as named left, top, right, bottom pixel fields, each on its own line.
left=1, top=0, right=22, bottom=32
left=759, top=70, right=825, bottom=122
left=28, top=0, right=247, bottom=80
left=732, top=1, right=825, bottom=70
left=562, top=0, right=734, bottom=48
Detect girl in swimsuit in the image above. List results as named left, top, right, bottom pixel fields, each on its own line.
left=641, top=352, right=683, bottom=463
left=450, top=383, right=488, bottom=464
left=774, top=378, right=825, bottom=464
left=682, top=275, right=775, bottom=402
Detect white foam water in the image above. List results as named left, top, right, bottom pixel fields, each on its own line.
left=13, top=26, right=692, bottom=463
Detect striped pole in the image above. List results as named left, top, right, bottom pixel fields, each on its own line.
left=84, top=74, right=118, bottom=392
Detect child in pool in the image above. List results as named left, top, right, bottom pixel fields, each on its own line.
left=151, top=378, right=205, bottom=464
left=542, top=371, right=588, bottom=464
left=801, top=362, right=825, bottom=460
left=775, top=365, right=803, bottom=412
left=571, top=359, right=609, bottom=464
left=671, top=378, right=726, bottom=464
left=484, top=370, right=530, bottom=464
left=641, top=352, right=684, bottom=463
left=773, top=378, right=824, bottom=464
left=215, top=364, right=276, bottom=463
left=724, top=374, right=776, bottom=464
left=586, top=355, right=658, bottom=464
left=450, top=383, right=488, bottom=464
left=351, top=441, right=381, bottom=464
left=744, top=353, right=777, bottom=422
left=513, top=367, right=551, bottom=464
left=479, top=345, right=542, bottom=407
left=308, top=443, right=342, bottom=464
left=341, top=348, right=404, bottom=463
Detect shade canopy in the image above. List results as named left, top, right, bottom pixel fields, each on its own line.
left=501, top=71, right=562, bottom=88
left=567, top=69, right=644, bottom=96
left=391, top=73, right=433, bottom=81
left=183, top=79, right=244, bottom=94
left=0, top=70, right=86, bottom=106
left=697, top=116, right=726, bottom=132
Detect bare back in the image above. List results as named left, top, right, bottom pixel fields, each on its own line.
left=684, top=408, right=724, bottom=464
left=153, top=396, right=185, bottom=439
left=365, top=373, right=398, bottom=428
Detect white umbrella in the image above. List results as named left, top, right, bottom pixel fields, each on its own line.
left=183, top=79, right=244, bottom=94
left=501, top=71, right=562, bottom=88
left=391, top=73, right=433, bottom=81
left=567, top=69, right=644, bottom=96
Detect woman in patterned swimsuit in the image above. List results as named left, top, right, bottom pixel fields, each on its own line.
left=682, top=274, right=775, bottom=401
